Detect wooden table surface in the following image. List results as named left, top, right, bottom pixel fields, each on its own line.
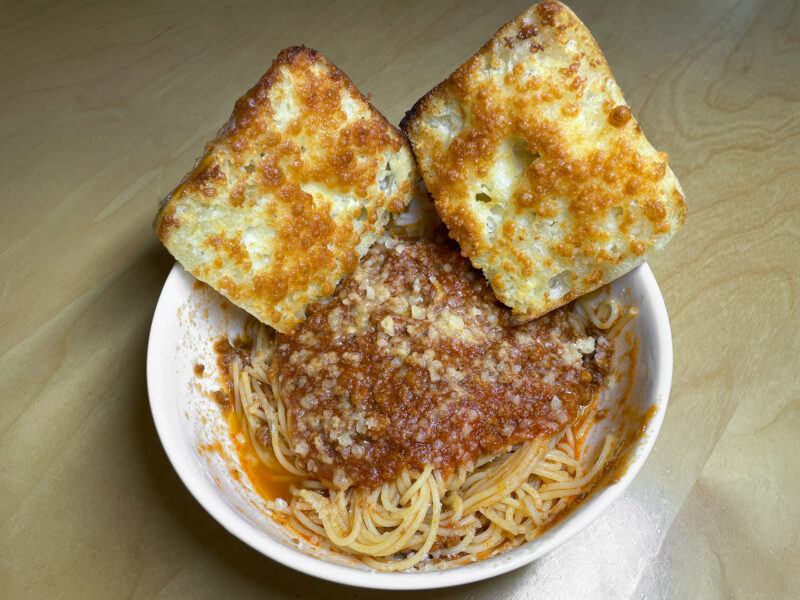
left=2, top=0, right=798, bottom=597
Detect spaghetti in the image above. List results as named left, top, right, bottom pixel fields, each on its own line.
left=218, top=238, right=627, bottom=571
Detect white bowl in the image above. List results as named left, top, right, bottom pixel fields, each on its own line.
left=147, top=261, right=672, bottom=590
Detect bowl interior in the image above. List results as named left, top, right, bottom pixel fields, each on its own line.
left=146, top=262, right=671, bottom=590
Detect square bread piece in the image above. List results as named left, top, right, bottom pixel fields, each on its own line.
left=401, top=1, right=686, bottom=321
left=154, top=46, right=416, bottom=333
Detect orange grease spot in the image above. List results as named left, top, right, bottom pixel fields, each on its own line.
left=225, top=410, right=302, bottom=502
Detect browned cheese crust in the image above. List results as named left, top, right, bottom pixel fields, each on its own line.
left=401, top=1, right=686, bottom=321
left=271, top=237, right=611, bottom=490
left=154, top=47, right=416, bottom=332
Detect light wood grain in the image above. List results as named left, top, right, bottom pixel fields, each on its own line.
left=1, top=0, right=798, bottom=598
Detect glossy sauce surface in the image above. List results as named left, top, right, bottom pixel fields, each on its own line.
left=226, top=410, right=300, bottom=502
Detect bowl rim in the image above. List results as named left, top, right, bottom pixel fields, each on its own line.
left=146, top=261, right=672, bottom=590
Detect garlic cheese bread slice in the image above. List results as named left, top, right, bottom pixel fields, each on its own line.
left=401, top=1, right=686, bottom=321
left=155, top=46, right=416, bottom=332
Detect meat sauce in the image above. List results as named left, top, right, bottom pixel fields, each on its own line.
left=271, top=238, right=612, bottom=490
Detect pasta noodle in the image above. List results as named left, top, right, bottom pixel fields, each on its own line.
left=219, top=296, right=626, bottom=571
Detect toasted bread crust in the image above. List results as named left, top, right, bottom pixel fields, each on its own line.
left=155, top=46, right=416, bottom=332
left=402, top=2, right=686, bottom=321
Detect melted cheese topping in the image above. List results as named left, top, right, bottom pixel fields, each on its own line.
left=155, top=47, right=415, bottom=332
left=402, top=1, right=686, bottom=321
